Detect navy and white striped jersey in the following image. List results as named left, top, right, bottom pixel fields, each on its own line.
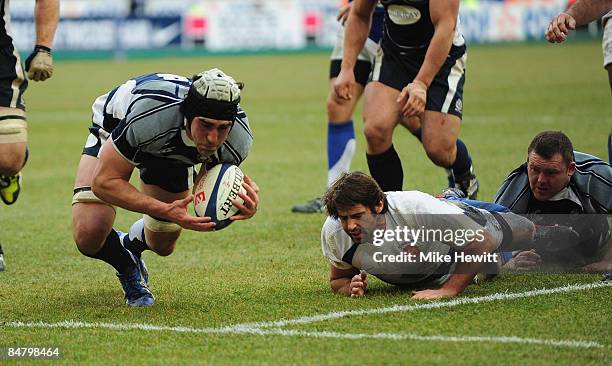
left=91, top=73, right=252, bottom=169
left=494, top=151, right=612, bottom=214
left=380, top=0, right=465, bottom=55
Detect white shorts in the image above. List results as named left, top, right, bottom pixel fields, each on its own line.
left=603, top=11, right=612, bottom=68
left=330, top=26, right=379, bottom=64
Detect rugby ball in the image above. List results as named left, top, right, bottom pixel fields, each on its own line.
left=193, top=164, right=246, bottom=230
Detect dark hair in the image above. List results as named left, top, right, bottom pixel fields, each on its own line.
left=323, top=172, right=385, bottom=218
left=528, top=131, right=574, bottom=165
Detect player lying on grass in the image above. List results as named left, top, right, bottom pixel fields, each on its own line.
left=494, top=131, right=611, bottom=272
left=72, top=69, right=259, bottom=307
left=321, top=172, right=579, bottom=300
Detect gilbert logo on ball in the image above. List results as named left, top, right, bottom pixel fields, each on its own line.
left=193, top=164, right=246, bottom=229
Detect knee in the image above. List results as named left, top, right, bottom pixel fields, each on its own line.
left=0, top=153, right=25, bottom=176
left=363, top=121, right=391, bottom=148
left=150, top=242, right=176, bottom=257
left=73, top=221, right=108, bottom=256
left=423, top=140, right=455, bottom=167
left=326, top=95, right=353, bottom=121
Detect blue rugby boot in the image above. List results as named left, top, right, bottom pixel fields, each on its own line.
left=118, top=231, right=149, bottom=286
left=116, top=253, right=154, bottom=307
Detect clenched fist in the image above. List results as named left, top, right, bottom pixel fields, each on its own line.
left=25, top=45, right=54, bottom=82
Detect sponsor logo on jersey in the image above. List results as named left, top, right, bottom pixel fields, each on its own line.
left=387, top=5, right=421, bottom=25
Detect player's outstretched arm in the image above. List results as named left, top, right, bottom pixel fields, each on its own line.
left=333, top=0, right=377, bottom=101
left=25, top=0, right=59, bottom=81
left=411, top=231, right=497, bottom=300
left=546, top=0, right=612, bottom=43
left=92, top=140, right=215, bottom=232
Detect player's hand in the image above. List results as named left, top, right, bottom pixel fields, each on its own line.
left=503, top=249, right=542, bottom=272
left=337, top=3, right=351, bottom=25
left=582, top=260, right=612, bottom=273
left=25, top=45, right=54, bottom=81
left=411, top=287, right=458, bottom=300
left=164, top=196, right=216, bottom=231
left=333, top=69, right=356, bottom=101
left=397, top=80, right=427, bottom=118
left=349, top=270, right=368, bottom=298
left=545, top=12, right=576, bottom=43
left=231, top=175, right=260, bottom=221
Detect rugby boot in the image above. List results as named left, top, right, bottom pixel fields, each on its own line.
left=453, top=165, right=479, bottom=200
left=291, top=197, right=324, bottom=213
left=0, top=173, right=22, bottom=205
left=118, top=231, right=149, bottom=285
left=116, top=253, right=154, bottom=307
left=438, top=187, right=466, bottom=199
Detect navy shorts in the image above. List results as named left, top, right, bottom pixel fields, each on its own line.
left=372, top=44, right=467, bottom=118
left=0, top=46, right=27, bottom=110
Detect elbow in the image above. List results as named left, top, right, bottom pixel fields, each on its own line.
left=329, top=281, right=339, bottom=294
left=329, top=280, right=344, bottom=295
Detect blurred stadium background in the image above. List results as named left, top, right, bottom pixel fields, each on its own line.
left=10, top=0, right=607, bottom=58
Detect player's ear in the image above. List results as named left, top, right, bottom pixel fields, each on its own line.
left=567, top=161, right=576, bottom=176
left=375, top=199, right=384, bottom=214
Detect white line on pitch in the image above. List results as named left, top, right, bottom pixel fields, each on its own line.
left=223, top=281, right=611, bottom=330
left=254, top=329, right=604, bottom=349
left=2, top=321, right=604, bottom=349
left=2, top=281, right=610, bottom=350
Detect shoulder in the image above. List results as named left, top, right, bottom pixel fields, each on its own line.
left=572, top=151, right=612, bottom=212
left=493, top=162, right=530, bottom=207
left=321, top=216, right=345, bottom=240
left=320, top=217, right=354, bottom=270
left=386, top=191, right=462, bottom=215
left=113, top=97, right=183, bottom=149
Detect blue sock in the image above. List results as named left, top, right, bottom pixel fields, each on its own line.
left=451, top=138, right=472, bottom=179
left=328, top=120, right=356, bottom=186
left=122, top=219, right=150, bottom=257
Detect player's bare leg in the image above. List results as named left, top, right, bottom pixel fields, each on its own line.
left=0, top=107, right=28, bottom=205
left=292, top=80, right=364, bottom=213
left=72, top=154, right=153, bottom=307
left=422, top=111, right=478, bottom=199
left=72, top=155, right=116, bottom=254
left=138, top=180, right=186, bottom=257
left=362, top=81, right=402, bottom=191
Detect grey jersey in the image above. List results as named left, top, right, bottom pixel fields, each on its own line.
left=494, top=151, right=612, bottom=214
left=92, top=73, right=252, bottom=169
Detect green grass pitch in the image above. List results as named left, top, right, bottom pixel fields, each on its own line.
left=0, top=41, right=610, bottom=365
